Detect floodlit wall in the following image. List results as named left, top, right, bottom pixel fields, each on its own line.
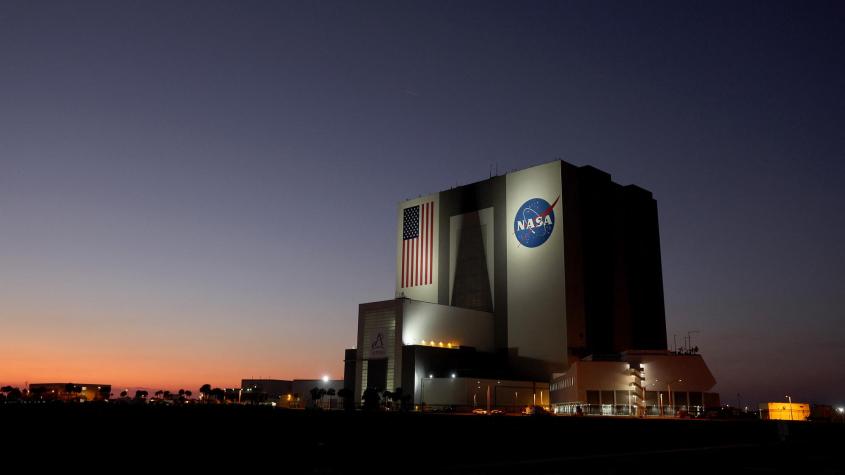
left=401, top=299, right=494, bottom=352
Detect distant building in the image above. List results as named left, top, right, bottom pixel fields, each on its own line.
left=759, top=402, right=811, bottom=421
left=241, top=379, right=292, bottom=401
left=239, top=378, right=344, bottom=408
left=29, top=383, right=112, bottom=402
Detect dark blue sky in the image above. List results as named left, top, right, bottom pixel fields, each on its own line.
left=1, top=1, right=843, bottom=404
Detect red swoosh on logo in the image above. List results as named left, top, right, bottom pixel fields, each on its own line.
left=536, top=195, right=560, bottom=219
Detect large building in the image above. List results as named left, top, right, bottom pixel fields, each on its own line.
left=344, top=160, right=716, bottom=412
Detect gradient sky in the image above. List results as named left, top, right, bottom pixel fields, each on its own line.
left=1, top=1, right=843, bottom=405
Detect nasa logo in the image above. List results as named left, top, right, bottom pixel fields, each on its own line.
left=513, top=196, right=559, bottom=248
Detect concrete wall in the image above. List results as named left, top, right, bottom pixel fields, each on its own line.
left=506, top=161, right=567, bottom=364
left=401, top=299, right=494, bottom=352
left=419, top=377, right=549, bottom=410
left=633, top=353, right=717, bottom=394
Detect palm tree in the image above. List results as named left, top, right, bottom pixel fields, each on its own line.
left=337, top=388, right=353, bottom=411
left=199, top=384, right=212, bottom=401
left=185, top=390, right=192, bottom=400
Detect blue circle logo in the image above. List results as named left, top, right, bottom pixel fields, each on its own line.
left=513, top=196, right=558, bottom=248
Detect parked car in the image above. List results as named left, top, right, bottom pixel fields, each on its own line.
left=522, top=405, right=552, bottom=416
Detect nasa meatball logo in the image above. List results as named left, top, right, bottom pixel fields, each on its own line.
left=513, top=196, right=559, bottom=248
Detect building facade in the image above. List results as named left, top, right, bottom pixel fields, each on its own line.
left=548, top=351, right=718, bottom=416
left=345, top=160, right=712, bottom=412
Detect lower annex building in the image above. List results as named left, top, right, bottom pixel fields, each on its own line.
left=342, top=160, right=718, bottom=415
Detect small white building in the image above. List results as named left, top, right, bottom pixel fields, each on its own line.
left=550, top=351, right=719, bottom=416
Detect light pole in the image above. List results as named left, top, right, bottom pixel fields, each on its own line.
left=666, top=379, right=682, bottom=416
left=420, top=374, right=432, bottom=412
left=786, top=395, right=793, bottom=421
left=837, top=406, right=844, bottom=423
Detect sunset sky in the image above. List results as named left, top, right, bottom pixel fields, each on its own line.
left=1, top=1, right=843, bottom=404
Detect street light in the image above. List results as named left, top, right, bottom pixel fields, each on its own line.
left=786, top=395, right=793, bottom=421
left=420, top=374, right=433, bottom=412
left=837, top=406, right=844, bottom=423
left=667, top=379, right=682, bottom=416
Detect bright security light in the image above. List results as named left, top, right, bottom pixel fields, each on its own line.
left=451, top=373, right=456, bottom=379
left=322, top=375, right=329, bottom=383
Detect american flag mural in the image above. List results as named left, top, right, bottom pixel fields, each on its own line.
left=401, top=201, right=434, bottom=288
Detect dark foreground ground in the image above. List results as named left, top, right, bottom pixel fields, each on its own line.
left=3, top=404, right=843, bottom=473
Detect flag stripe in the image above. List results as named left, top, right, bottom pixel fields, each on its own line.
left=428, top=202, right=432, bottom=284
left=426, top=202, right=431, bottom=284
left=419, top=203, right=424, bottom=285
left=424, top=202, right=429, bottom=284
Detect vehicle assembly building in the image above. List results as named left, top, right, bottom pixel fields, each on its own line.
left=343, top=160, right=718, bottom=414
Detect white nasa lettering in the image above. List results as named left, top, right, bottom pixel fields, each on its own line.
left=517, top=221, right=525, bottom=231
left=544, top=215, right=552, bottom=225
left=526, top=219, right=535, bottom=229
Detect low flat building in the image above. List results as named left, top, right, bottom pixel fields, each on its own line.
left=549, top=351, right=719, bottom=416
left=240, top=379, right=292, bottom=402
left=29, top=383, right=112, bottom=402
left=759, top=402, right=810, bottom=421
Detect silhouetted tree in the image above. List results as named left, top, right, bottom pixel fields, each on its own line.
left=362, top=387, right=380, bottom=411
left=337, top=388, right=354, bottom=411
left=184, top=390, right=192, bottom=399
left=199, top=384, right=212, bottom=401
left=119, top=390, right=128, bottom=398
left=210, top=387, right=225, bottom=402
left=392, top=387, right=411, bottom=411
left=1, top=386, right=18, bottom=402
left=4, top=387, right=22, bottom=402
left=98, top=386, right=111, bottom=400
left=134, top=390, right=148, bottom=400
